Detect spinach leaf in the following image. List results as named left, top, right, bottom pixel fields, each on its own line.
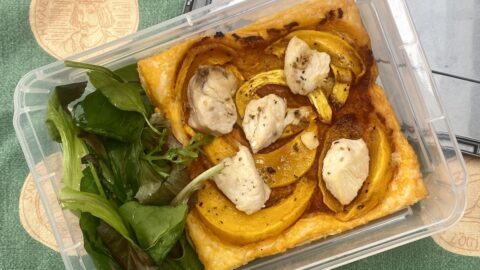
left=65, top=61, right=158, bottom=133
left=66, top=60, right=159, bottom=135
left=65, top=60, right=125, bottom=83
left=80, top=213, right=120, bottom=270
left=87, top=70, right=119, bottom=90
left=103, top=139, right=142, bottom=203
left=74, top=90, right=144, bottom=142
left=80, top=166, right=106, bottom=199
left=114, top=63, right=140, bottom=83
left=119, top=201, right=187, bottom=265
left=88, top=70, right=147, bottom=117
left=60, top=187, right=132, bottom=242
left=160, top=234, right=203, bottom=270
left=135, top=163, right=191, bottom=206
left=134, top=159, right=174, bottom=205
left=80, top=167, right=100, bottom=194
left=46, top=82, right=88, bottom=190
left=97, top=222, right=158, bottom=270
left=53, top=82, right=87, bottom=115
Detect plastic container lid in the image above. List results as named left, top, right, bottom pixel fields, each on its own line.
left=13, top=0, right=467, bottom=269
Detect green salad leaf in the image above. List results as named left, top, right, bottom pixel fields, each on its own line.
left=65, top=60, right=126, bottom=83
left=80, top=213, right=120, bottom=270
left=97, top=222, right=158, bottom=270
left=79, top=170, right=119, bottom=270
left=52, top=61, right=217, bottom=269
left=113, top=63, right=140, bottom=83
left=80, top=166, right=106, bottom=199
left=60, top=187, right=132, bottom=242
left=145, top=133, right=213, bottom=166
left=89, top=70, right=147, bottom=117
left=140, top=113, right=169, bottom=152
left=134, top=160, right=177, bottom=205
left=74, top=90, right=144, bottom=142
left=103, top=139, right=142, bottom=203
left=66, top=60, right=159, bottom=134
left=119, top=201, right=187, bottom=265
left=171, top=163, right=225, bottom=206
left=46, top=82, right=88, bottom=190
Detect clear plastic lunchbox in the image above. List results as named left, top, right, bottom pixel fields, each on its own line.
left=13, top=0, right=468, bottom=269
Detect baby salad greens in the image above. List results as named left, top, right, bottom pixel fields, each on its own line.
left=46, top=61, right=221, bottom=270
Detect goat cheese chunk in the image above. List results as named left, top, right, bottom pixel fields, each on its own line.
left=242, top=94, right=287, bottom=153
left=300, top=131, right=319, bottom=150
left=284, top=106, right=311, bottom=126
left=284, top=36, right=331, bottom=95
left=214, top=145, right=271, bottom=214
left=322, top=138, right=369, bottom=205
left=187, top=65, right=237, bottom=136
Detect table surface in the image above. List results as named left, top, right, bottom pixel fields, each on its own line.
left=0, top=0, right=479, bottom=269
left=406, top=0, right=480, bottom=148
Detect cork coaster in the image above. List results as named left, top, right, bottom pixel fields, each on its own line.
left=432, top=156, right=480, bottom=256
left=19, top=153, right=83, bottom=253
left=29, top=0, right=139, bottom=59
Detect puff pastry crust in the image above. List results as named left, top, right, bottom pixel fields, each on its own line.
left=138, top=1, right=428, bottom=269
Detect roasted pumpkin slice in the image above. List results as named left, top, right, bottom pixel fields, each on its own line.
left=203, top=136, right=238, bottom=165
left=195, top=177, right=316, bottom=244
left=266, top=30, right=366, bottom=82
left=307, top=89, right=332, bottom=124
left=330, top=65, right=353, bottom=109
left=318, top=115, right=362, bottom=213
left=255, top=121, right=318, bottom=188
left=336, top=114, right=393, bottom=221
left=236, top=69, right=286, bottom=118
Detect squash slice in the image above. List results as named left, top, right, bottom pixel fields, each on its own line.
left=318, top=115, right=362, bottom=213
left=203, top=136, right=239, bottom=165
left=329, top=65, right=353, bottom=109
left=336, top=114, right=393, bottom=221
left=255, top=121, right=318, bottom=188
left=195, top=177, right=316, bottom=244
left=235, top=70, right=286, bottom=118
left=307, top=89, right=332, bottom=124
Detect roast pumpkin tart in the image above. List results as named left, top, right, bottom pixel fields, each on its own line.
left=137, top=0, right=428, bottom=269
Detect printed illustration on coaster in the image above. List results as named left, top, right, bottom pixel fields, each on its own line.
left=432, top=157, right=480, bottom=257
left=19, top=153, right=83, bottom=254
left=29, top=0, right=139, bottom=59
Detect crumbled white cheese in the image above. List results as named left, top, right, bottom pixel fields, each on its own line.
left=322, top=138, right=369, bottom=205
left=284, top=36, right=331, bottom=95
left=213, top=145, right=271, bottom=214
left=284, top=106, right=311, bottom=126
left=300, top=131, right=319, bottom=150
left=187, top=65, right=237, bottom=136
left=242, top=94, right=287, bottom=153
